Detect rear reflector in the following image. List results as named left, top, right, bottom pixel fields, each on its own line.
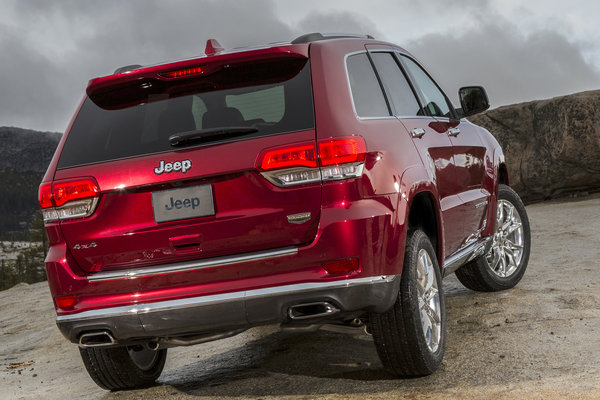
left=55, top=295, right=77, bottom=309
left=322, top=258, right=360, bottom=275
left=39, top=178, right=100, bottom=223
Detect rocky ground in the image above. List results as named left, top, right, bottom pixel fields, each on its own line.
left=1, top=195, right=599, bottom=400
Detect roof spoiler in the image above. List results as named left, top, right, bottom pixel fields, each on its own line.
left=87, top=45, right=308, bottom=101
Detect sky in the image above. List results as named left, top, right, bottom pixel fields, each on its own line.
left=1, top=0, right=599, bottom=132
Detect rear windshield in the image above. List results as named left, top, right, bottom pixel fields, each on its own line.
left=57, top=60, right=314, bottom=169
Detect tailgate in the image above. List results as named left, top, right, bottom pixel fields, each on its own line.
left=54, top=131, right=320, bottom=272
left=52, top=53, right=319, bottom=272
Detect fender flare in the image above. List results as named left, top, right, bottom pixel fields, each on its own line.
left=399, top=165, right=445, bottom=266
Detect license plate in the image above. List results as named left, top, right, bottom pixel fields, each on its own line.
left=151, top=185, right=214, bottom=223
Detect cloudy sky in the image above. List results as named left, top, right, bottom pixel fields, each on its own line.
left=1, top=0, right=599, bottom=132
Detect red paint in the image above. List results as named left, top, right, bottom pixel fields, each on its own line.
left=41, top=37, right=505, bottom=320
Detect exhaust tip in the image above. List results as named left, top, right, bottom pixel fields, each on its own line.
left=288, top=301, right=340, bottom=320
left=79, top=331, right=116, bottom=348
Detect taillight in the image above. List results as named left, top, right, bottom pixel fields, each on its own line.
left=318, top=137, right=366, bottom=181
left=318, top=138, right=366, bottom=166
left=53, top=179, right=100, bottom=207
left=257, top=136, right=366, bottom=187
left=38, top=178, right=100, bottom=223
left=39, top=183, right=53, bottom=209
left=260, top=144, right=317, bottom=170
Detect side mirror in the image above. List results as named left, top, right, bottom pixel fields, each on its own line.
left=458, top=86, right=490, bottom=117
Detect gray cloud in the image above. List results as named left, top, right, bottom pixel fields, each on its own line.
left=407, top=18, right=600, bottom=107
left=1, top=0, right=295, bottom=132
left=295, top=10, right=383, bottom=40
left=0, top=1, right=385, bottom=132
left=0, top=0, right=598, bottom=132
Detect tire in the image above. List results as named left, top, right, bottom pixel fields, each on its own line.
left=79, top=345, right=167, bottom=391
left=369, top=229, right=446, bottom=377
left=456, top=184, right=531, bottom=292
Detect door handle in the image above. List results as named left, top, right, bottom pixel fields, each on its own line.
left=411, top=128, right=425, bottom=138
left=448, top=127, right=460, bottom=137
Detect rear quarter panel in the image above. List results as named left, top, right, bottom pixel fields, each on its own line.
left=310, top=39, right=425, bottom=276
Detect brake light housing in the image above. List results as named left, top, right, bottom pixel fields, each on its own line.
left=39, top=178, right=100, bottom=223
left=160, top=65, right=205, bottom=79
left=257, top=136, right=366, bottom=187
left=259, top=144, right=317, bottom=170
left=318, top=137, right=366, bottom=166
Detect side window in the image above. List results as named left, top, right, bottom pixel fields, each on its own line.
left=346, top=53, right=390, bottom=117
left=370, top=52, right=421, bottom=116
left=400, top=55, right=453, bottom=118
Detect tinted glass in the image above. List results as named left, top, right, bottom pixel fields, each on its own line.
left=370, top=52, right=421, bottom=116
left=346, top=53, right=390, bottom=117
left=57, top=62, right=314, bottom=169
left=401, top=56, right=453, bottom=118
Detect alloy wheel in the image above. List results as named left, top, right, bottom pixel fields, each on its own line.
left=416, top=249, right=442, bottom=353
left=487, top=199, right=525, bottom=278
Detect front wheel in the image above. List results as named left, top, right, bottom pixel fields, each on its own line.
left=369, top=229, right=446, bottom=377
left=79, top=345, right=167, bottom=390
left=456, top=184, right=531, bottom=292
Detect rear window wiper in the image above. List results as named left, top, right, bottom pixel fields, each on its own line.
left=169, top=127, right=258, bottom=146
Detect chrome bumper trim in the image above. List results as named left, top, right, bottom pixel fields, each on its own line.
left=87, top=247, right=299, bottom=282
left=56, top=275, right=397, bottom=323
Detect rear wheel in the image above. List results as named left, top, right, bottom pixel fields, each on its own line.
left=369, top=229, right=446, bottom=377
left=456, top=184, right=531, bottom=291
left=79, top=345, right=167, bottom=391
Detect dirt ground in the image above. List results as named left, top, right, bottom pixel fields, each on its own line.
left=1, top=195, right=599, bottom=400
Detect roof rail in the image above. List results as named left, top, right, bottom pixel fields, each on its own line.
left=291, top=32, right=374, bottom=44
left=113, top=64, right=143, bottom=74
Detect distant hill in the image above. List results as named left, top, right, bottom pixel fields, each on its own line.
left=0, top=127, right=61, bottom=239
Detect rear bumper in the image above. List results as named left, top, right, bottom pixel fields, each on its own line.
left=56, top=274, right=398, bottom=344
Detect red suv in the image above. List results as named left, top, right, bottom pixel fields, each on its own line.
left=39, top=33, right=530, bottom=390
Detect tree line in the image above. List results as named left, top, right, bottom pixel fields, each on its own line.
left=0, top=211, right=48, bottom=291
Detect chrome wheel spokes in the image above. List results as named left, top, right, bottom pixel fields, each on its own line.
left=416, top=249, right=441, bottom=353
left=487, top=199, right=524, bottom=278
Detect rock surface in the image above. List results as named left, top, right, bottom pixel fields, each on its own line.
left=469, top=90, right=600, bottom=203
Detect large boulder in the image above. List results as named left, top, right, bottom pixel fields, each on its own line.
left=469, top=90, right=600, bottom=203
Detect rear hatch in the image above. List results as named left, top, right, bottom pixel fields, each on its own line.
left=51, top=49, right=320, bottom=272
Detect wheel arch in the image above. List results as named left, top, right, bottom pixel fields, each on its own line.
left=406, top=189, right=443, bottom=268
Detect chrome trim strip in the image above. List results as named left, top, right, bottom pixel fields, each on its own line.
left=442, top=236, right=492, bottom=276
left=56, top=275, right=397, bottom=322
left=87, top=247, right=298, bottom=282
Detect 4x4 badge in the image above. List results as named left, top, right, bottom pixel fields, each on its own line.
left=73, top=242, right=97, bottom=250
left=154, top=159, right=192, bottom=175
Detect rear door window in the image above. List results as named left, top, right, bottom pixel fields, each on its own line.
left=369, top=52, right=421, bottom=116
